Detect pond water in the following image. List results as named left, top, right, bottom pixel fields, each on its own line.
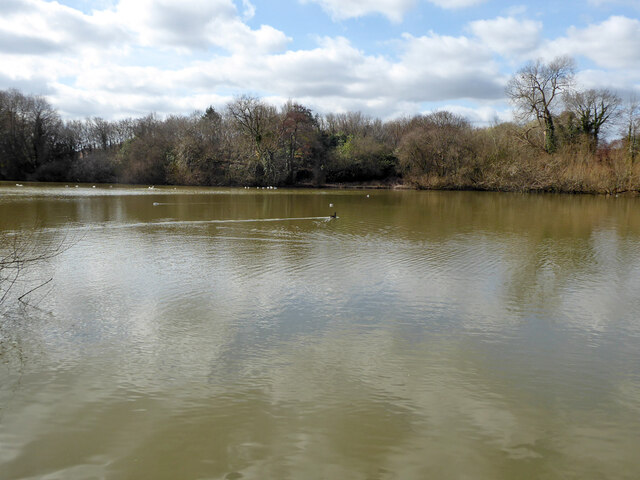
left=1, top=182, right=639, bottom=479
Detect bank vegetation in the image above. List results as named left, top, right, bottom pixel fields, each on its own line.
left=1, top=57, right=639, bottom=194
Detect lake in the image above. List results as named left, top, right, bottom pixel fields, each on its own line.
left=1, top=183, right=639, bottom=479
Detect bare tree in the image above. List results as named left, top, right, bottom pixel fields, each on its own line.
left=227, top=95, right=281, bottom=183
left=23, top=95, right=63, bottom=173
left=324, top=111, right=373, bottom=137
left=396, top=111, right=473, bottom=178
left=506, top=56, right=576, bottom=153
left=0, top=90, right=36, bottom=177
left=281, top=101, right=316, bottom=183
left=89, top=117, right=114, bottom=151
left=564, top=88, right=621, bottom=150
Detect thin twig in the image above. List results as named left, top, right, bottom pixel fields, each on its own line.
left=18, top=277, right=53, bottom=304
left=0, top=267, right=20, bottom=305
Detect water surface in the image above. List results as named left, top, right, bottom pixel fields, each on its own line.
left=1, top=183, right=639, bottom=479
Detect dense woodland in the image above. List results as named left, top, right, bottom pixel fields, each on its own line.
left=1, top=57, right=639, bottom=194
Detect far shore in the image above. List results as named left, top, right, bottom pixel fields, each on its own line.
left=2, top=179, right=639, bottom=197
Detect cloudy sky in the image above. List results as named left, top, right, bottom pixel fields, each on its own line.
left=1, top=0, right=639, bottom=123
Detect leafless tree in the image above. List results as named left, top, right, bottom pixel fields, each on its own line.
left=396, top=111, right=473, bottom=178
left=324, top=111, right=373, bottom=137
left=281, top=101, right=317, bottom=183
left=227, top=95, right=282, bottom=183
left=506, top=56, right=576, bottom=153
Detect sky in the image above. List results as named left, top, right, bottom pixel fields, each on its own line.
left=1, top=0, right=639, bottom=124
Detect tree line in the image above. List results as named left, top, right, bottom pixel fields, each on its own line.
left=1, top=57, right=639, bottom=193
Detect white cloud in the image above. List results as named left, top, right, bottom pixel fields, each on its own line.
left=0, top=0, right=289, bottom=58
left=241, top=0, right=256, bottom=19
left=216, top=32, right=502, bottom=109
left=587, top=0, right=640, bottom=7
left=469, top=16, right=542, bottom=57
left=301, top=0, right=482, bottom=22
left=546, top=16, right=640, bottom=70
left=574, top=69, right=640, bottom=103
left=113, top=0, right=289, bottom=52
left=427, top=0, right=484, bottom=9
left=391, top=32, right=502, bottom=101
left=5, top=0, right=637, bottom=125
left=504, top=5, right=528, bottom=16
left=424, top=104, right=512, bottom=125
left=0, top=71, right=52, bottom=94
left=301, top=0, right=416, bottom=22
left=0, top=0, right=130, bottom=55
left=31, top=27, right=505, bottom=120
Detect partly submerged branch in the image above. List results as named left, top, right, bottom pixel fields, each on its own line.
left=0, top=228, right=78, bottom=310
left=18, top=277, right=53, bottom=305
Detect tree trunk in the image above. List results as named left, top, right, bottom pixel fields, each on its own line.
left=543, top=113, right=556, bottom=154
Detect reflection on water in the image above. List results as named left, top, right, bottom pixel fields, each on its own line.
left=1, top=182, right=640, bottom=479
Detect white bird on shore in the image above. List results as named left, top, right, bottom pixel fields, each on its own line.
left=15, top=183, right=23, bottom=187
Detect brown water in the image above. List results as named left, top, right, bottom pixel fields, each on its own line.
left=1, top=182, right=639, bottom=479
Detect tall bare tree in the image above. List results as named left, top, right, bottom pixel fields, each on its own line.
left=281, top=101, right=316, bottom=184
left=506, top=56, right=575, bottom=153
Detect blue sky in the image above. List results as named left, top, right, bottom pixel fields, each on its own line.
left=1, top=0, right=639, bottom=124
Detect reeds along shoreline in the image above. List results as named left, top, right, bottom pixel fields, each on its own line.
left=400, top=148, right=640, bottom=195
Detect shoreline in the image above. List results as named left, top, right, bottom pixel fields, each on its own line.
left=2, top=179, right=638, bottom=196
